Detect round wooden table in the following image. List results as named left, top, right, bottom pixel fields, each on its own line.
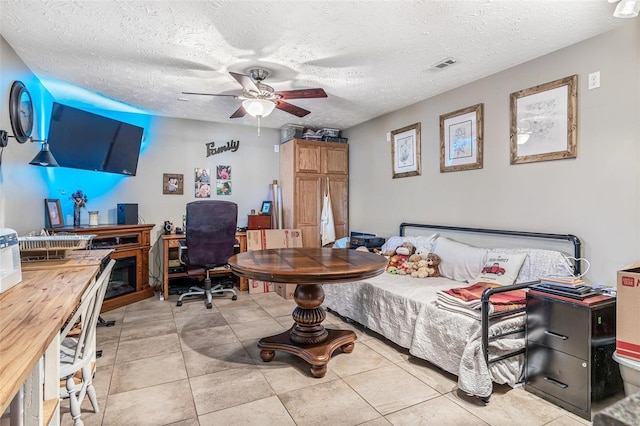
left=228, top=247, right=387, bottom=377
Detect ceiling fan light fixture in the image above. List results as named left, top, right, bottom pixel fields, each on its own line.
left=242, top=99, right=276, bottom=118
left=613, top=0, right=640, bottom=17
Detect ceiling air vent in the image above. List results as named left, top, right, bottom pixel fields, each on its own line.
left=430, top=57, right=457, bottom=71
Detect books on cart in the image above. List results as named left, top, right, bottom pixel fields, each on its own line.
left=539, top=276, right=585, bottom=287
left=533, top=275, right=602, bottom=300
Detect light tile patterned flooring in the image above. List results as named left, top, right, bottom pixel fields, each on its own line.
left=59, top=290, right=622, bottom=425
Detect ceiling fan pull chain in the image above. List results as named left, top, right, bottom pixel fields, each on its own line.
left=257, top=116, right=261, bottom=137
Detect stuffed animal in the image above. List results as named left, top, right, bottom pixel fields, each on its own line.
left=424, top=253, right=441, bottom=277
left=408, top=253, right=422, bottom=263
left=386, top=254, right=406, bottom=273
left=415, top=246, right=432, bottom=260
left=409, top=254, right=442, bottom=278
left=395, top=242, right=416, bottom=256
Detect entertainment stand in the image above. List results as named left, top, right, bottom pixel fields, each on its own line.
left=49, top=223, right=155, bottom=311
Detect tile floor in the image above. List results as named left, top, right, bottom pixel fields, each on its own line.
left=58, top=290, right=622, bottom=426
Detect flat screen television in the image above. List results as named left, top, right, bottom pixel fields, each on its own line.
left=47, top=102, right=144, bottom=176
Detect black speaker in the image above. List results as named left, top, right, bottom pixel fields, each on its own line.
left=117, top=203, right=138, bottom=225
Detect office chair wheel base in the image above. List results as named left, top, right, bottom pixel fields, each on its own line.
left=206, top=302, right=212, bottom=309
left=232, top=295, right=237, bottom=301
left=176, top=301, right=183, bottom=307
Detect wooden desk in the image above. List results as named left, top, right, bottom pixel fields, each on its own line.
left=0, top=254, right=109, bottom=425
left=161, top=232, right=247, bottom=301
left=228, top=248, right=387, bottom=377
left=20, top=249, right=114, bottom=271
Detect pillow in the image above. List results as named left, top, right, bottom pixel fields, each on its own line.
left=432, top=237, right=488, bottom=282
left=380, top=233, right=439, bottom=254
left=490, top=248, right=574, bottom=283
left=472, top=251, right=527, bottom=286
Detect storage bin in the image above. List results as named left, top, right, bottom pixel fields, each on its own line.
left=280, top=124, right=304, bottom=143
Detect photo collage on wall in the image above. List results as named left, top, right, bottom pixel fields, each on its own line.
left=194, top=168, right=211, bottom=198
left=216, top=165, right=232, bottom=195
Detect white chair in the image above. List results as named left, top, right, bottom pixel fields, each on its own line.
left=59, top=259, right=115, bottom=426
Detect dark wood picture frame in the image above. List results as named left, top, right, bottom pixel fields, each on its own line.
left=163, top=173, right=184, bottom=195
left=440, top=103, right=484, bottom=173
left=44, top=198, right=64, bottom=228
left=510, top=75, right=578, bottom=164
left=391, top=122, right=421, bottom=179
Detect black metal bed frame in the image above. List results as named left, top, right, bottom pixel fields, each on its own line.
left=398, top=223, right=582, bottom=374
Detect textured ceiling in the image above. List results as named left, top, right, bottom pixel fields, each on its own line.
left=0, top=0, right=625, bottom=131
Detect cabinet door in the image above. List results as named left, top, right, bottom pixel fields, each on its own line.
left=295, top=175, right=322, bottom=247
left=327, top=176, right=348, bottom=240
left=295, top=143, right=321, bottom=174
left=323, top=145, right=348, bottom=175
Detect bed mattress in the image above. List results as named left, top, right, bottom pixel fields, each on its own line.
left=323, top=273, right=525, bottom=398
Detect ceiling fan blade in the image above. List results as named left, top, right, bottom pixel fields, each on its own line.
left=275, top=100, right=310, bottom=117
left=230, top=105, right=247, bottom=118
left=275, top=88, right=327, bottom=99
left=229, top=72, right=260, bottom=93
left=181, top=91, right=238, bottom=98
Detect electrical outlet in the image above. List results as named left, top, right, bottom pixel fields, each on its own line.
left=588, top=71, right=600, bottom=90
left=274, top=144, right=279, bottom=153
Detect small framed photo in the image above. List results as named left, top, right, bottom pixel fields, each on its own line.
left=44, top=198, right=64, bottom=228
left=163, top=173, right=184, bottom=195
left=510, top=74, right=578, bottom=165
left=440, top=103, right=484, bottom=173
left=261, top=201, right=273, bottom=215
left=391, top=122, right=421, bottom=179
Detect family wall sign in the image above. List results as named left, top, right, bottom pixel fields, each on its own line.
left=206, top=139, right=240, bottom=157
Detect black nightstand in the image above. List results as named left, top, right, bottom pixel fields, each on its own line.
left=525, top=290, right=623, bottom=420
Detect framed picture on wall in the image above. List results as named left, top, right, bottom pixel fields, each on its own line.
left=510, top=74, right=578, bottom=165
left=163, top=173, right=184, bottom=195
left=440, top=103, right=484, bottom=173
left=44, top=198, right=64, bottom=228
left=391, top=122, right=421, bottom=179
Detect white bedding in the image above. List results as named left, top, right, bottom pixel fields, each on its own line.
left=323, top=273, right=525, bottom=398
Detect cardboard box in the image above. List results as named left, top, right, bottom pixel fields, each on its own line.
left=276, top=283, right=296, bottom=300
left=247, top=229, right=303, bottom=294
left=617, top=262, right=640, bottom=360
left=247, top=229, right=302, bottom=251
left=248, top=280, right=275, bottom=294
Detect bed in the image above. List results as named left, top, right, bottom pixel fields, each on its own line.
left=323, top=223, right=582, bottom=400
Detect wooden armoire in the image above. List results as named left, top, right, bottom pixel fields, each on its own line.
left=279, top=139, right=348, bottom=247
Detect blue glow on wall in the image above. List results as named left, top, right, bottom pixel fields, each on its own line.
left=31, top=78, right=154, bottom=211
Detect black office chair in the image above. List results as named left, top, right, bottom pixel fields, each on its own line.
left=176, top=200, right=238, bottom=308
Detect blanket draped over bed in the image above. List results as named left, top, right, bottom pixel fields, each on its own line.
left=323, top=274, right=526, bottom=398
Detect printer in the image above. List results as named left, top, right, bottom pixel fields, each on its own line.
left=0, top=228, right=22, bottom=294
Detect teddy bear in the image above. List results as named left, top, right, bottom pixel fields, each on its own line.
left=415, top=246, right=432, bottom=260
left=409, top=254, right=441, bottom=278
left=424, top=253, right=441, bottom=277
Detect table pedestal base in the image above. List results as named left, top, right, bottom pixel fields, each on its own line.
left=258, top=328, right=356, bottom=378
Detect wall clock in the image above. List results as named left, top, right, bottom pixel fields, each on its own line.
left=9, top=81, right=34, bottom=144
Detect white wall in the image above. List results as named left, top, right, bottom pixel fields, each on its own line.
left=0, top=35, right=281, bottom=285
left=345, top=20, right=640, bottom=286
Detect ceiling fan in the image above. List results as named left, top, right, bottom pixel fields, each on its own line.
left=182, top=68, right=327, bottom=119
